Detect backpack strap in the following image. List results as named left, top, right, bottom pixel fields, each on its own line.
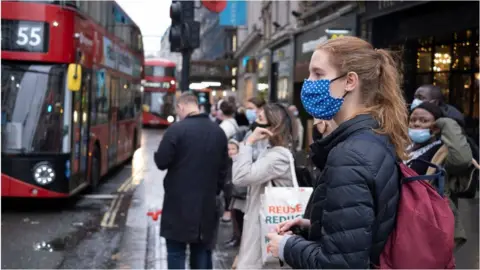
left=351, top=131, right=446, bottom=196
left=426, top=145, right=448, bottom=175
left=267, top=147, right=299, bottom=188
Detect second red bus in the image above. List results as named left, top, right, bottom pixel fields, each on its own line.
left=142, top=58, right=176, bottom=126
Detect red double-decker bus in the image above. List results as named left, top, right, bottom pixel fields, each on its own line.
left=1, top=1, right=144, bottom=197
left=142, top=59, right=176, bottom=126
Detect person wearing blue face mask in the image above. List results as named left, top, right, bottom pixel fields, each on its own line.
left=244, top=97, right=266, bottom=126
left=266, top=36, right=410, bottom=269
left=406, top=102, right=472, bottom=175
left=406, top=102, right=444, bottom=173
left=407, top=99, right=473, bottom=252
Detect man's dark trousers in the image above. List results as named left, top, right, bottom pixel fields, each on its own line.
left=166, top=239, right=213, bottom=269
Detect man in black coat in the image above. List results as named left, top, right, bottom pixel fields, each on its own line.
left=154, top=92, right=229, bottom=269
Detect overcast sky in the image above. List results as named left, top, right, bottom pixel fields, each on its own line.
left=117, top=0, right=172, bottom=55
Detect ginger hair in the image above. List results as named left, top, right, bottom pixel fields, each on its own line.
left=317, top=36, right=410, bottom=160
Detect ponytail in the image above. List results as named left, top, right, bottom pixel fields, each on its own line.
left=370, top=49, right=410, bottom=160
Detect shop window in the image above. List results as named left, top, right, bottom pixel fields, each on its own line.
left=90, top=2, right=101, bottom=24
left=454, top=30, right=473, bottom=42
left=413, top=29, right=478, bottom=120
left=473, top=73, right=479, bottom=118
left=137, top=33, right=143, bottom=52
left=433, top=72, right=449, bottom=103
left=232, top=34, right=237, bottom=52
left=433, top=45, right=451, bottom=72
left=277, top=77, right=288, bottom=101
left=100, top=1, right=107, bottom=27
left=417, top=46, right=431, bottom=72
left=453, top=42, right=471, bottom=70
left=78, top=0, right=89, bottom=14
left=475, top=42, right=479, bottom=70
left=416, top=74, right=432, bottom=86
left=451, top=74, right=471, bottom=115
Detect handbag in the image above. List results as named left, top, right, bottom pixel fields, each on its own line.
left=294, top=150, right=317, bottom=187
left=259, top=147, right=313, bottom=265
left=231, top=185, right=248, bottom=200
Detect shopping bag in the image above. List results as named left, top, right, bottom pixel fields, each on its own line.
left=259, top=148, right=313, bottom=265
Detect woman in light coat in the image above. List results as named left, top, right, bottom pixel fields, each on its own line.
left=232, top=103, right=297, bottom=269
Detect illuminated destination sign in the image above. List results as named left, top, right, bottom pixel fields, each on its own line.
left=142, top=81, right=170, bottom=89
left=1, top=20, right=49, bottom=53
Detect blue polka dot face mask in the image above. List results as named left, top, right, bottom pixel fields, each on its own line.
left=301, top=74, right=348, bottom=120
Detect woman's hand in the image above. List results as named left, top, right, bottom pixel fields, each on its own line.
left=266, top=233, right=284, bottom=258
left=314, top=119, right=337, bottom=137
left=275, top=218, right=310, bottom=235
left=246, top=127, right=273, bottom=145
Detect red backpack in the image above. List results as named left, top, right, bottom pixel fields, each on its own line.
left=354, top=133, right=455, bottom=269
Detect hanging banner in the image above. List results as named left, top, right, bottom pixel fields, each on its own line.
left=219, top=0, right=247, bottom=26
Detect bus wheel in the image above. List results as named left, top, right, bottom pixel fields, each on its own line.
left=90, top=146, right=101, bottom=190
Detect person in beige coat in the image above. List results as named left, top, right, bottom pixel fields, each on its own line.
left=232, top=103, right=297, bottom=269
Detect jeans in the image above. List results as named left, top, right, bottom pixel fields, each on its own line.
left=166, top=239, right=213, bottom=269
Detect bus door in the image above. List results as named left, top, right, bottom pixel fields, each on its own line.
left=71, top=69, right=91, bottom=190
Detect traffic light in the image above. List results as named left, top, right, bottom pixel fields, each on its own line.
left=169, top=1, right=199, bottom=52
left=169, top=1, right=183, bottom=52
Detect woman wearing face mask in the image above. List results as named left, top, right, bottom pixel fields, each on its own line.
left=242, top=97, right=269, bottom=159
left=232, top=103, right=297, bottom=269
left=265, top=36, right=410, bottom=269
left=245, top=97, right=267, bottom=126
left=407, top=102, right=472, bottom=250
left=407, top=101, right=473, bottom=181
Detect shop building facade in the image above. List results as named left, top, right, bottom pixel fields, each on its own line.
left=234, top=0, right=263, bottom=104
left=244, top=1, right=299, bottom=104
left=269, top=40, right=294, bottom=104
left=360, top=0, right=479, bottom=138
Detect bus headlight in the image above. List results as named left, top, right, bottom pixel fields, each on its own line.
left=167, top=115, right=175, bottom=123
left=33, top=162, right=55, bottom=185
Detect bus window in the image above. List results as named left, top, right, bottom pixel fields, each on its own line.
left=1, top=63, right=65, bottom=153
left=144, top=66, right=176, bottom=77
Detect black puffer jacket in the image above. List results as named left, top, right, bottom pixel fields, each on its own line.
left=283, top=114, right=400, bottom=269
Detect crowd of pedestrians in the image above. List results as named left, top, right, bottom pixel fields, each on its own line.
left=154, top=36, right=478, bottom=269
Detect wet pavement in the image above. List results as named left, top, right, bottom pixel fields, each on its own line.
left=1, top=163, right=136, bottom=269
left=455, top=196, right=479, bottom=269
left=117, top=126, right=479, bottom=269
left=116, top=128, right=238, bottom=270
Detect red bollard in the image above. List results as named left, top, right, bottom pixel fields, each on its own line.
left=147, top=210, right=162, bottom=221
